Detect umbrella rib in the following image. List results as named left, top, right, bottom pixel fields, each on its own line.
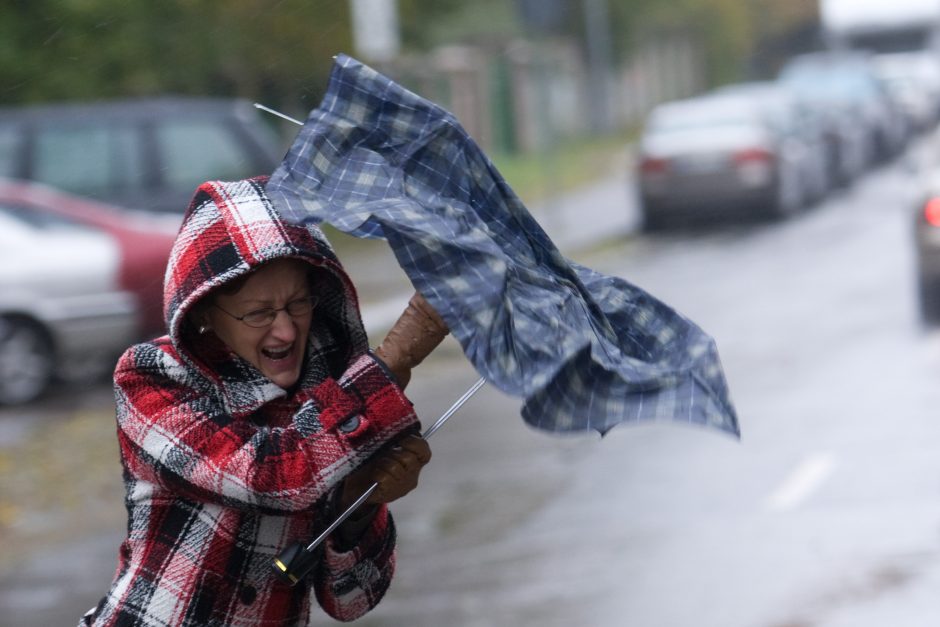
left=253, top=103, right=303, bottom=126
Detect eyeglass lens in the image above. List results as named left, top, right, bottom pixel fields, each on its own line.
left=242, top=296, right=317, bottom=327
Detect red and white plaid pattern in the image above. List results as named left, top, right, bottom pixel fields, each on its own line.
left=83, top=178, right=418, bottom=626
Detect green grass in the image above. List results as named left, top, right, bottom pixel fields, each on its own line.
left=489, top=128, right=636, bottom=205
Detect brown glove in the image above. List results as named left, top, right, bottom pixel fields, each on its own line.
left=339, top=434, right=432, bottom=509
left=333, top=434, right=432, bottom=549
left=373, top=291, right=449, bottom=388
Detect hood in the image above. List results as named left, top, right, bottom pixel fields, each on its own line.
left=163, top=176, right=369, bottom=371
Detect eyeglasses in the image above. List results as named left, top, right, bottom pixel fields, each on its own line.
left=213, top=295, right=319, bottom=328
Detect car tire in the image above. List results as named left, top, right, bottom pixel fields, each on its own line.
left=767, top=177, right=801, bottom=221
left=640, top=198, right=670, bottom=232
left=0, top=317, right=55, bottom=405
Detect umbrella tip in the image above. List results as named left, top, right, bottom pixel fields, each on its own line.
left=253, top=103, right=304, bottom=127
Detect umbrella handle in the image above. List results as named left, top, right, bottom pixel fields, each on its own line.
left=272, top=376, right=486, bottom=585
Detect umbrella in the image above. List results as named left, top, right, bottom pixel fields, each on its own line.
left=266, top=54, right=739, bottom=438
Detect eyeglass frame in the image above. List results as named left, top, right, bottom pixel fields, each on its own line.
left=212, top=295, right=319, bottom=328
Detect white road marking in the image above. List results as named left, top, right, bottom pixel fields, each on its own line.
left=764, top=452, right=836, bottom=512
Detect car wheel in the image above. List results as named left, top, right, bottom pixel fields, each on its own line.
left=768, top=177, right=801, bottom=220
left=640, top=197, right=670, bottom=232
left=0, top=317, right=55, bottom=404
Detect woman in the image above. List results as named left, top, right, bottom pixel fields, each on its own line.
left=80, top=176, right=449, bottom=626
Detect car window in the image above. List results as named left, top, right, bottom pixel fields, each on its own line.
left=0, top=125, right=20, bottom=178
left=154, top=119, right=258, bottom=192
left=33, top=124, right=145, bottom=198
left=650, top=103, right=760, bottom=134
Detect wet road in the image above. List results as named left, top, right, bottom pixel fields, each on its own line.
left=3, top=140, right=940, bottom=626
left=369, top=150, right=940, bottom=626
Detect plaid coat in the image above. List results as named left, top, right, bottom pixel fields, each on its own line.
left=83, top=177, right=419, bottom=626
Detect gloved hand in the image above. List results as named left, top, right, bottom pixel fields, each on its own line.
left=374, top=291, right=449, bottom=389
left=339, top=434, right=432, bottom=509
left=333, top=434, right=432, bottom=549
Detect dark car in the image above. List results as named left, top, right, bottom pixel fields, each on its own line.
left=0, top=97, right=284, bottom=214
left=914, top=163, right=940, bottom=323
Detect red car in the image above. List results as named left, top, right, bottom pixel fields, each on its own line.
left=0, top=179, right=178, bottom=336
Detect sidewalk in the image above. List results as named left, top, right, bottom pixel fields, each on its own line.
left=347, top=169, right=640, bottom=333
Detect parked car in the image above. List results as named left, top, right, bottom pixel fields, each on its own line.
left=872, top=51, right=940, bottom=134
left=636, top=93, right=805, bottom=230
left=778, top=52, right=908, bottom=167
left=914, top=152, right=940, bottom=322
left=0, top=179, right=177, bottom=404
left=772, top=79, right=869, bottom=189
left=717, top=81, right=833, bottom=205
left=0, top=97, right=284, bottom=215
left=915, top=200, right=940, bottom=321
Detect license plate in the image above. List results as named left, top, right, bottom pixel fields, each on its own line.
left=675, top=153, right=726, bottom=174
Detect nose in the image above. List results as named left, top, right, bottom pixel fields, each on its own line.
left=268, top=309, right=298, bottom=341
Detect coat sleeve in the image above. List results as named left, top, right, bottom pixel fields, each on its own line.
left=114, top=341, right=419, bottom=512
left=311, top=504, right=398, bottom=622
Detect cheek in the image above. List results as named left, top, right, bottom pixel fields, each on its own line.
left=209, top=314, right=261, bottom=361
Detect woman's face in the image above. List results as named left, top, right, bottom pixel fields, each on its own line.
left=203, top=258, right=313, bottom=389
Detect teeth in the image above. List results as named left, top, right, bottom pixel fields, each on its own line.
left=263, top=347, right=291, bottom=360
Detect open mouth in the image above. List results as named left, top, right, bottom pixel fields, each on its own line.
left=262, top=345, right=292, bottom=361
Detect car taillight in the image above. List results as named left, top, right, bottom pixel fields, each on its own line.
left=733, top=148, right=774, bottom=164
left=640, top=156, right=669, bottom=174
left=925, top=198, right=940, bottom=227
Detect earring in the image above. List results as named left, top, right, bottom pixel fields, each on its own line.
left=198, top=325, right=209, bottom=334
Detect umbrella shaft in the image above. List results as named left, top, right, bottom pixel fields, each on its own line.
left=422, top=376, right=486, bottom=439
left=304, top=483, right=379, bottom=552
left=304, top=376, right=486, bottom=553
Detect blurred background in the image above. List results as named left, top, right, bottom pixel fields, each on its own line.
left=4, top=0, right=940, bottom=625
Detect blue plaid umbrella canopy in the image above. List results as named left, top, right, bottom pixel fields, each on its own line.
left=267, top=54, right=739, bottom=438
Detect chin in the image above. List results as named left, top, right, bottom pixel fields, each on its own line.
left=269, top=371, right=300, bottom=389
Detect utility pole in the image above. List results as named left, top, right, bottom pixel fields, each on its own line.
left=583, top=0, right=614, bottom=133
left=349, top=0, right=401, bottom=63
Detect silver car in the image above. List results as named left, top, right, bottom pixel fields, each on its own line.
left=636, top=93, right=805, bottom=230
left=779, top=52, right=908, bottom=167
left=0, top=202, right=138, bottom=404
left=718, top=81, right=834, bottom=205
left=873, top=51, right=940, bottom=135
